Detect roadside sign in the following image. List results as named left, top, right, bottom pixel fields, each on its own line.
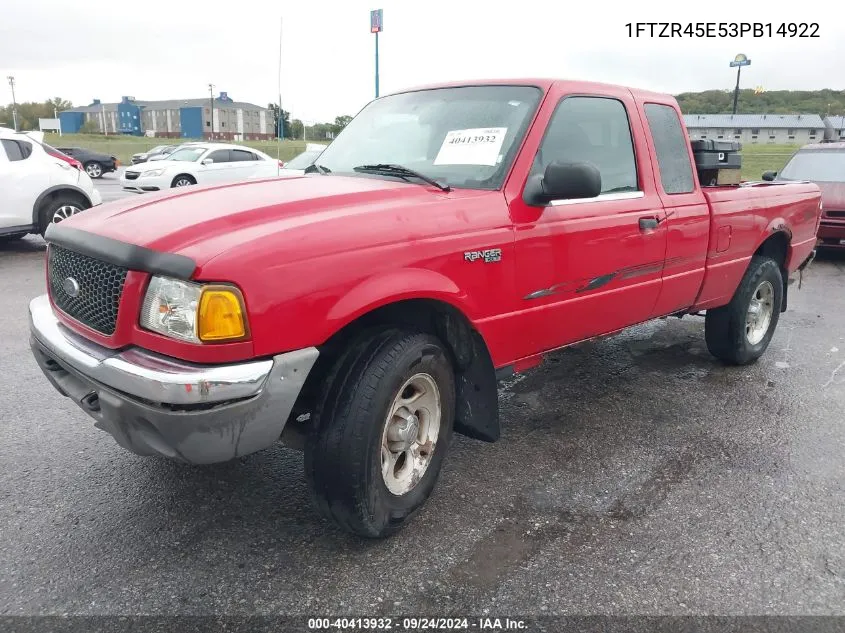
left=370, top=9, right=383, bottom=33
left=729, top=53, right=751, bottom=67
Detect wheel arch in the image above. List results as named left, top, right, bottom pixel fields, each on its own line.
left=298, top=295, right=500, bottom=444
left=31, top=185, right=93, bottom=225
left=753, top=228, right=791, bottom=312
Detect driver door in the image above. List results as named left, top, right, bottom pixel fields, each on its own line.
left=510, top=88, right=668, bottom=356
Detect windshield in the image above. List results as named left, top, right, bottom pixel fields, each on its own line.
left=147, top=145, right=165, bottom=154
left=778, top=150, right=845, bottom=182
left=314, top=85, right=543, bottom=190
left=167, top=146, right=207, bottom=162
left=285, top=149, right=323, bottom=170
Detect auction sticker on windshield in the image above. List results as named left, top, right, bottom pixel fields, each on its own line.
left=434, top=127, right=507, bottom=166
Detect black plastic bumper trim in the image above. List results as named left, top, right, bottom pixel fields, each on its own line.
left=44, top=223, right=196, bottom=280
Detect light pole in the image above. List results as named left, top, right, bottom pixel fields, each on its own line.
left=370, top=9, right=383, bottom=98
left=729, top=54, right=751, bottom=115
left=208, top=83, right=215, bottom=139
left=7, top=76, right=18, bottom=132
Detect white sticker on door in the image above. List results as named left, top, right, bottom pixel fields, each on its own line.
left=433, top=128, right=507, bottom=166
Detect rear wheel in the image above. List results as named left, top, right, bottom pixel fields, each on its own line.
left=705, top=256, right=783, bottom=365
left=84, top=162, right=103, bottom=179
left=171, top=175, right=196, bottom=188
left=305, top=329, right=455, bottom=538
left=38, top=193, right=89, bottom=236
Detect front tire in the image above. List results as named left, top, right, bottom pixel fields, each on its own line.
left=705, top=256, right=783, bottom=365
left=38, top=194, right=88, bottom=236
left=84, top=162, right=103, bottom=179
left=171, top=175, right=196, bottom=188
left=305, top=329, right=456, bottom=538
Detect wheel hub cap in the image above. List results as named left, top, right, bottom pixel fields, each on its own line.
left=745, top=280, right=774, bottom=345
left=381, top=373, right=441, bottom=496
left=52, top=205, right=81, bottom=223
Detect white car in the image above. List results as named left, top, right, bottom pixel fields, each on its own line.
left=280, top=144, right=326, bottom=175
left=120, top=143, right=282, bottom=193
left=0, top=127, right=102, bottom=241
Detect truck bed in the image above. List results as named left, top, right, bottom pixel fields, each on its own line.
left=692, top=181, right=821, bottom=311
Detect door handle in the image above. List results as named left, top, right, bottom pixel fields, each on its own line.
left=639, top=217, right=659, bottom=231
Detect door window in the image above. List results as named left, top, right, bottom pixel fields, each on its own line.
left=206, top=149, right=231, bottom=163
left=230, top=149, right=258, bottom=162
left=531, top=96, right=639, bottom=195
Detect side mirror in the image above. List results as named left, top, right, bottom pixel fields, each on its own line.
left=524, top=161, right=602, bottom=206
left=201, top=158, right=214, bottom=165
left=762, top=171, right=777, bottom=181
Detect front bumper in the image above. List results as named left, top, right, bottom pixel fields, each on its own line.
left=28, top=295, right=319, bottom=464
left=90, top=188, right=102, bottom=206
left=818, top=221, right=845, bottom=248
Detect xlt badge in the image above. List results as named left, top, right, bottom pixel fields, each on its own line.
left=464, top=248, right=502, bottom=263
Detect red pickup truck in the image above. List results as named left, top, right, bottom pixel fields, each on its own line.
left=29, top=79, right=821, bottom=538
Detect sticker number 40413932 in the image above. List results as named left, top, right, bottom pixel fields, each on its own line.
left=434, top=127, right=507, bottom=167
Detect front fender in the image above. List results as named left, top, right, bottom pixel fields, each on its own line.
left=326, top=267, right=478, bottom=330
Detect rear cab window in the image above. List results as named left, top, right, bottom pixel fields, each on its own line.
left=643, top=103, right=696, bottom=194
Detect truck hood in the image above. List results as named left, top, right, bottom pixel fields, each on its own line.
left=62, top=175, right=457, bottom=271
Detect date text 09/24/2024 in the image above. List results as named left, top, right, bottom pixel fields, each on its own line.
left=625, top=22, right=820, bottom=37
left=307, top=617, right=527, bottom=630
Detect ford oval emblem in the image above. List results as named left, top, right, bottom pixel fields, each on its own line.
left=62, top=277, right=81, bottom=298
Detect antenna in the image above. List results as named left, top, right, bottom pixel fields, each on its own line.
left=277, top=16, right=283, bottom=176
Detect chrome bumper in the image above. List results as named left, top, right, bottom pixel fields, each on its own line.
left=28, top=294, right=319, bottom=464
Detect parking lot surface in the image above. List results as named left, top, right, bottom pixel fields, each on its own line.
left=1, top=233, right=844, bottom=617
left=95, top=169, right=134, bottom=204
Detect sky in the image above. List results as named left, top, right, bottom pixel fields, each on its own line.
left=1, top=0, right=842, bottom=123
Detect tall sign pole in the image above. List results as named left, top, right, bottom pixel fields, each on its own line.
left=371, top=9, right=383, bottom=98
left=208, top=83, right=215, bottom=139
left=729, top=54, right=751, bottom=115
left=7, top=76, right=18, bottom=132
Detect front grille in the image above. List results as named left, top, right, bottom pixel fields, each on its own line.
left=825, top=210, right=845, bottom=218
left=48, top=245, right=128, bottom=335
left=124, top=171, right=140, bottom=180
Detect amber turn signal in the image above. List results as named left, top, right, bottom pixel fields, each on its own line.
left=198, top=287, right=248, bottom=342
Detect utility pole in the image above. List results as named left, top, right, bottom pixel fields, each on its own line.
left=208, top=83, right=215, bottom=139
left=729, top=54, right=751, bottom=116
left=7, top=76, right=18, bottom=132
left=370, top=9, right=383, bottom=98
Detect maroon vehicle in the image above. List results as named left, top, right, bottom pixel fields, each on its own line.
left=764, top=142, right=845, bottom=248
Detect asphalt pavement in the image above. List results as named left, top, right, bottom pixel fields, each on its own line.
left=95, top=169, right=134, bottom=204
left=1, top=230, right=844, bottom=620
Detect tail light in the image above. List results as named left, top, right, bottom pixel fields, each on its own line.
left=278, top=160, right=286, bottom=168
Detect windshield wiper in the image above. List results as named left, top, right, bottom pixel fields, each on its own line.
left=353, top=164, right=451, bottom=192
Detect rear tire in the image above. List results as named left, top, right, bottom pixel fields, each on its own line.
left=38, top=193, right=89, bottom=236
left=305, top=329, right=455, bottom=538
left=84, top=162, right=103, bottom=179
left=705, top=256, right=783, bottom=365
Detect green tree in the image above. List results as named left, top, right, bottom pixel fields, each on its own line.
left=79, top=119, right=100, bottom=134
left=267, top=102, right=292, bottom=138
left=289, top=118, right=304, bottom=140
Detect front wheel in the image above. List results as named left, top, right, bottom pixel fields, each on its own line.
left=38, top=194, right=88, bottom=235
left=305, top=329, right=455, bottom=538
left=171, top=175, right=196, bottom=188
left=705, top=256, right=783, bottom=365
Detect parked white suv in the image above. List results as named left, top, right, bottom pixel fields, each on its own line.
left=0, top=127, right=102, bottom=241
left=120, top=143, right=281, bottom=193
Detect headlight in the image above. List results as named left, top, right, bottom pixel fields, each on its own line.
left=141, top=168, right=166, bottom=177
left=140, top=276, right=248, bottom=343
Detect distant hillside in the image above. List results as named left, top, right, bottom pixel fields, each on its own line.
left=676, top=89, right=845, bottom=116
